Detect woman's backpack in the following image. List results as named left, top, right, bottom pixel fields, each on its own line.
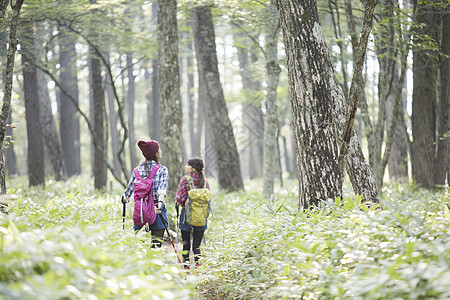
left=185, top=175, right=211, bottom=227
left=132, top=164, right=160, bottom=228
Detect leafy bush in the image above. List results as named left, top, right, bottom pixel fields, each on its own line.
left=1, top=176, right=449, bottom=299
left=0, top=176, right=195, bottom=299
left=198, top=180, right=450, bottom=299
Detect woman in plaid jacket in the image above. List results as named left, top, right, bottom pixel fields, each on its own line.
left=122, top=140, right=169, bottom=247
left=175, top=157, right=210, bottom=269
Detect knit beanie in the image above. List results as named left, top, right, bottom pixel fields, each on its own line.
left=137, top=140, right=159, bottom=159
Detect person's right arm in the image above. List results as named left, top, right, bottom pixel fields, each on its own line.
left=174, top=176, right=189, bottom=207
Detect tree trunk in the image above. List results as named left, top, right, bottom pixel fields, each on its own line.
left=21, top=22, right=45, bottom=186
left=194, top=76, right=205, bottom=158
left=150, top=2, right=160, bottom=142
left=88, top=0, right=107, bottom=189
left=157, top=0, right=184, bottom=197
left=186, top=38, right=196, bottom=157
left=38, top=68, right=66, bottom=181
left=0, top=0, right=23, bottom=187
left=262, top=0, right=281, bottom=199
left=105, top=52, right=122, bottom=179
left=5, top=112, right=16, bottom=176
left=234, top=31, right=264, bottom=179
left=276, top=0, right=342, bottom=208
left=434, top=12, right=449, bottom=186
left=90, top=50, right=107, bottom=189
left=59, top=27, right=81, bottom=176
left=91, top=50, right=107, bottom=189
left=412, top=1, right=439, bottom=189
left=191, top=5, right=244, bottom=191
left=1, top=31, right=17, bottom=178
left=388, top=94, right=409, bottom=180
left=126, top=53, right=138, bottom=168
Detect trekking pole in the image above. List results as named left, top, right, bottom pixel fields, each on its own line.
left=175, top=203, right=179, bottom=252
left=121, top=196, right=126, bottom=230
left=159, top=213, right=182, bottom=264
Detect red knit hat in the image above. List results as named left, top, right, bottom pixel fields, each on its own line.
left=138, top=140, right=159, bottom=159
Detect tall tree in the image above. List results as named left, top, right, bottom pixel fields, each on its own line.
left=38, top=68, right=67, bottom=181
left=186, top=36, right=197, bottom=157
left=37, top=27, right=66, bottom=181
left=105, top=51, right=122, bottom=179
left=233, top=30, right=264, bottom=179
left=0, top=0, right=23, bottom=186
left=412, top=0, right=440, bottom=188
left=276, top=0, right=379, bottom=208
left=126, top=53, right=138, bottom=169
left=262, top=0, right=281, bottom=199
left=191, top=5, right=244, bottom=191
left=276, top=0, right=342, bottom=208
left=434, top=11, right=449, bottom=186
left=344, top=0, right=410, bottom=188
left=157, top=0, right=184, bottom=197
left=0, top=0, right=23, bottom=191
left=58, top=27, right=81, bottom=176
left=89, top=0, right=107, bottom=189
left=21, top=21, right=45, bottom=186
left=150, top=2, right=160, bottom=142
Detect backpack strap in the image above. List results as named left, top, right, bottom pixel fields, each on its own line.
left=133, top=164, right=160, bottom=180
left=186, top=175, right=195, bottom=189
left=148, top=164, right=161, bottom=179
left=133, top=167, right=141, bottom=180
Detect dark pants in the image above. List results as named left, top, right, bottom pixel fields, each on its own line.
left=181, top=230, right=204, bottom=264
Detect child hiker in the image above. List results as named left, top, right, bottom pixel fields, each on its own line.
left=175, top=157, right=211, bottom=269
left=122, top=140, right=169, bottom=247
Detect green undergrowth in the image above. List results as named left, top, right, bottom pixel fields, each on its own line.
left=0, top=176, right=449, bottom=299
left=0, top=176, right=196, bottom=299
left=198, top=180, right=450, bottom=299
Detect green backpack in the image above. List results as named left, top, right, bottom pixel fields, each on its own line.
left=185, top=175, right=212, bottom=227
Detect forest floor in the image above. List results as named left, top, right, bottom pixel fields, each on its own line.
left=1, top=176, right=449, bottom=299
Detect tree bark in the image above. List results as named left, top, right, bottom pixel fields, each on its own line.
left=105, top=52, right=122, bottom=179
left=276, top=0, right=342, bottom=208
left=434, top=12, right=449, bottom=186
left=58, top=27, right=81, bottom=176
left=277, top=0, right=379, bottom=206
left=126, top=53, right=138, bottom=169
left=186, top=38, right=196, bottom=157
left=262, top=0, right=281, bottom=199
left=88, top=0, right=107, bottom=189
left=412, top=1, right=439, bottom=189
left=234, top=30, right=264, bottom=179
left=388, top=80, right=409, bottom=180
left=90, top=50, right=107, bottom=189
left=38, top=68, right=67, bottom=181
left=338, top=0, right=377, bottom=185
left=5, top=112, right=16, bottom=176
left=150, top=2, right=160, bottom=142
left=157, top=0, right=184, bottom=197
left=0, top=0, right=23, bottom=187
left=191, top=5, right=244, bottom=191
left=21, top=22, right=45, bottom=186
